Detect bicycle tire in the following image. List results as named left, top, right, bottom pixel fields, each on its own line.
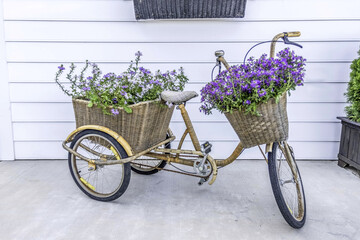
left=130, top=135, right=170, bottom=175
left=267, top=142, right=306, bottom=228
left=68, top=129, right=131, bottom=202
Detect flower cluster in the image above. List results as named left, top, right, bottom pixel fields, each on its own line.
left=55, top=51, right=189, bottom=115
left=200, top=48, right=306, bottom=115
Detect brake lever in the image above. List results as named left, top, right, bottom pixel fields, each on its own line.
left=282, top=34, right=303, bottom=48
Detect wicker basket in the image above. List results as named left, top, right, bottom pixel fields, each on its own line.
left=72, top=99, right=174, bottom=153
left=133, top=0, right=247, bottom=20
left=224, top=94, right=288, bottom=148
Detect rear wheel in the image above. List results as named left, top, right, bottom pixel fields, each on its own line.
left=268, top=142, right=306, bottom=228
left=68, top=130, right=131, bottom=202
left=130, top=135, right=170, bottom=175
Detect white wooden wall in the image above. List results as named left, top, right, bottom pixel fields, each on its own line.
left=1, top=0, right=360, bottom=160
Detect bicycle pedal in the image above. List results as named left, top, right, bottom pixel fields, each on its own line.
left=201, top=141, right=212, bottom=154
left=198, top=178, right=207, bottom=186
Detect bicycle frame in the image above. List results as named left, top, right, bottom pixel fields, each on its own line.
left=146, top=31, right=302, bottom=184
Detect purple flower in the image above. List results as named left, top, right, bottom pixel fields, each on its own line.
left=121, top=91, right=129, bottom=99
left=58, top=66, right=65, bottom=71
left=103, top=73, right=115, bottom=79
left=92, top=68, right=101, bottom=75
left=250, top=80, right=261, bottom=89
left=139, top=67, right=151, bottom=75
left=112, top=98, right=118, bottom=104
left=87, top=76, right=93, bottom=80
left=241, top=84, right=249, bottom=92
left=199, top=47, right=306, bottom=115
left=82, top=87, right=90, bottom=91
left=135, top=51, right=143, bottom=57
left=111, top=109, right=119, bottom=115
left=258, top=88, right=267, bottom=98
left=149, top=79, right=162, bottom=86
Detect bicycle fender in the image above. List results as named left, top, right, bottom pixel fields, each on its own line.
left=64, top=125, right=133, bottom=156
left=266, top=143, right=273, bottom=153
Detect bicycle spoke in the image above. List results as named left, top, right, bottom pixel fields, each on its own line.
left=72, top=133, right=125, bottom=196
left=270, top=142, right=305, bottom=224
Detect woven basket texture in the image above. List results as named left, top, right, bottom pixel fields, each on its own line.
left=133, top=0, right=247, bottom=20
left=72, top=99, right=174, bottom=153
left=224, top=94, right=288, bottom=149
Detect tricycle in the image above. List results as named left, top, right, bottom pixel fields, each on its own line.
left=63, top=32, right=306, bottom=228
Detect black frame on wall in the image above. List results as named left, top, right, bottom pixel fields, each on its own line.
left=133, top=0, right=247, bottom=20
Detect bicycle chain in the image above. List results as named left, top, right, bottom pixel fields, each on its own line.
left=131, top=162, right=212, bottom=179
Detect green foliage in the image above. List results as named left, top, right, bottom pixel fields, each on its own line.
left=55, top=52, right=189, bottom=115
left=345, top=48, right=360, bottom=122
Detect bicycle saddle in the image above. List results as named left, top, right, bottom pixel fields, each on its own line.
left=161, top=91, right=198, bottom=104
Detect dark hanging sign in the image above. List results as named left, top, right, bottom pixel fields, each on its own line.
left=133, top=0, right=247, bottom=20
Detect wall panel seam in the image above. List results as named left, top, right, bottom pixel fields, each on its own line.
left=4, top=60, right=354, bottom=64
left=3, top=18, right=360, bottom=23
left=5, top=40, right=360, bottom=43
left=12, top=139, right=341, bottom=143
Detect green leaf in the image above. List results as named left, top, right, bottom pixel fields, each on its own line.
left=124, top=106, right=132, bottom=113
left=87, top=101, right=93, bottom=107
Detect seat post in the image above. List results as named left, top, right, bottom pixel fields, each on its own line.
left=178, top=104, right=201, bottom=151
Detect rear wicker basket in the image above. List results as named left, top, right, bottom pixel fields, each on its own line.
left=72, top=99, right=174, bottom=153
left=224, top=94, right=288, bottom=148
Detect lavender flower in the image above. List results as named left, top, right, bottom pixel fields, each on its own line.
left=135, top=51, right=143, bottom=57
left=111, top=109, right=119, bottom=115
left=58, top=66, right=65, bottom=71
left=258, top=89, right=267, bottom=98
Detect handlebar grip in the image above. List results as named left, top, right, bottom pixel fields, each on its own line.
left=284, top=31, right=301, bottom=38
left=270, top=31, right=301, bottom=58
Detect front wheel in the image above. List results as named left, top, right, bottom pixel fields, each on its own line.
left=68, top=129, right=131, bottom=202
left=267, top=142, right=306, bottom=228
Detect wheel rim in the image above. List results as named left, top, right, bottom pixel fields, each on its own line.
left=275, top=143, right=305, bottom=221
left=130, top=140, right=169, bottom=172
left=131, top=157, right=164, bottom=172
left=71, top=134, right=125, bottom=197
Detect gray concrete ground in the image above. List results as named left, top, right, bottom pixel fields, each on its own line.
left=0, top=160, right=359, bottom=240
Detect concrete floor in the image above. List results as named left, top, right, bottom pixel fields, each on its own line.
left=0, top=160, right=359, bottom=240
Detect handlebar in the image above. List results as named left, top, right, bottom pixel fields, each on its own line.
left=214, top=31, right=302, bottom=72
left=270, top=31, right=301, bottom=58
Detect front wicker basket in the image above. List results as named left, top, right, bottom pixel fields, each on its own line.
left=225, top=94, right=289, bottom=149
left=72, top=99, right=175, bottom=153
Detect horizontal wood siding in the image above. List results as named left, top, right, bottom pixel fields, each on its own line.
left=0, top=2, right=14, bottom=160
left=3, top=0, right=360, bottom=160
